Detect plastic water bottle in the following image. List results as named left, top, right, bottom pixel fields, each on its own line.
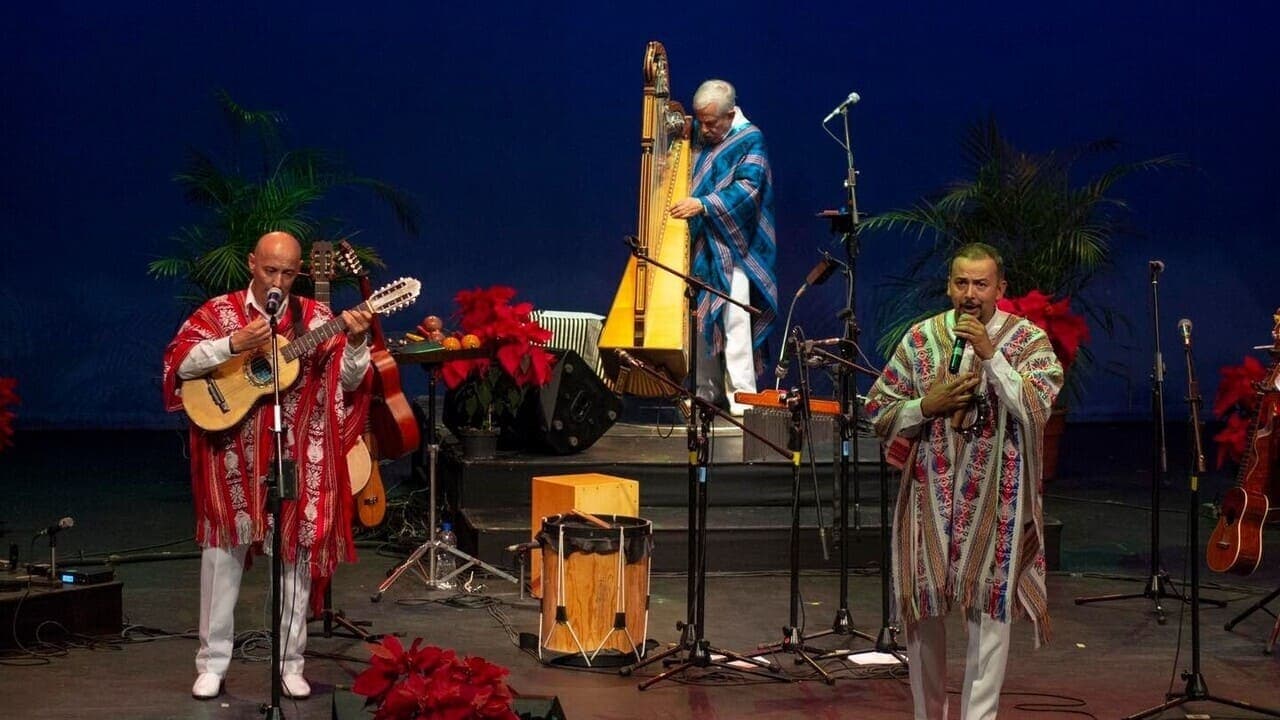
left=435, top=522, right=458, bottom=590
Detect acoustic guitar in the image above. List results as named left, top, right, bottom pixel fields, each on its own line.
left=337, top=241, right=413, bottom=527
left=181, top=276, right=421, bottom=432
left=336, top=241, right=421, bottom=461
left=309, top=241, right=373, bottom=497
left=1206, top=308, right=1280, bottom=575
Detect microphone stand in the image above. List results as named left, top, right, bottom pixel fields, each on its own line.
left=262, top=308, right=288, bottom=720
left=1122, top=324, right=1280, bottom=719
left=801, top=347, right=905, bottom=664
left=614, top=351, right=786, bottom=688
left=809, top=98, right=900, bottom=663
left=1075, top=262, right=1223, bottom=618
left=743, top=329, right=835, bottom=683
left=615, top=238, right=784, bottom=690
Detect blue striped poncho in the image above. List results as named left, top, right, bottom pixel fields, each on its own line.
left=688, top=120, right=778, bottom=355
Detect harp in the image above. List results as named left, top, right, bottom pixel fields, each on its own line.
left=599, top=41, right=692, bottom=397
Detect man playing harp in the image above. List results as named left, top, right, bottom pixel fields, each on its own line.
left=669, top=79, right=777, bottom=416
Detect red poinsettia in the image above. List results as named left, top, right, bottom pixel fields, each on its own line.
left=0, top=377, right=18, bottom=453
left=1212, top=355, right=1267, bottom=418
left=1211, top=413, right=1252, bottom=470
left=997, top=290, right=1090, bottom=370
left=353, top=636, right=517, bottom=720
left=439, top=286, right=554, bottom=429
left=1210, top=355, right=1271, bottom=468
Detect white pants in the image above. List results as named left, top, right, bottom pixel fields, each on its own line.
left=195, top=545, right=311, bottom=677
left=696, top=266, right=757, bottom=414
left=905, top=613, right=1011, bottom=720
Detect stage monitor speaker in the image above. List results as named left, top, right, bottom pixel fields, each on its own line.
left=334, top=688, right=565, bottom=719
left=527, top=349, right=621, bottom=454
left=513, top=695, right=567, bottom=720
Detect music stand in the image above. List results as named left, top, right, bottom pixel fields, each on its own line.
left=373, top=345, right=518, bottom=601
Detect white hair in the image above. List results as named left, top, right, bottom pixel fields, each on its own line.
left=692, top=79, right=736, bottom=113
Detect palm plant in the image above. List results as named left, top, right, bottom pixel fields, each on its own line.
left=148, top=90, right=420, bottom=305
left=865, top=116, right=1182, bottom=401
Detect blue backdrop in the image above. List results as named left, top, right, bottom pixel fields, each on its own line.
left=2, top=2, right=1277, bottom=428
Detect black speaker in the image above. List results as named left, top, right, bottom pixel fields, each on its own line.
left=525, top=350, right=621, bottom=454
left=513, top=695, right=567, bottom=720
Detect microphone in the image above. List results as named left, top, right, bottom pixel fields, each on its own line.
left=794, top=252, right=846, bottom=300
left=822, top=92, right=861, bottom=123
left=949, top=337, right=966, bottom=373
left=803, top=337, right=844, bottom=350
left=1178, top=318, right=1193, bottom=347
left=37, top=517, right=74, bottom=537
left=264, top=286, right=283, bottom=316
left=1149, top=259, right=1165, bottom=274
left=804, top=253, right=841, bottom=287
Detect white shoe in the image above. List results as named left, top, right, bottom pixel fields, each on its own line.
left=282, top=673, right=311, bottom=699
left=191, top=672, right=223, bottom=699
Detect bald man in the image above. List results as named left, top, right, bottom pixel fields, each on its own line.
left=162, top=231, right=374, bottom=700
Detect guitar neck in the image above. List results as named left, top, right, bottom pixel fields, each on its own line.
left=281, top=301, right=372, bottom=361
left=357, top=275, right=390, bottom=350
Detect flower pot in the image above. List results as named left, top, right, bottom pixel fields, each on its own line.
left=458, top=427, right=499, bottom=459
left=1041, top=407, right=1067, bottom=482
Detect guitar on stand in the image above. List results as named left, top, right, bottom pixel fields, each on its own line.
left=307, top=241, right=375, bottom=496
left=305, top=240, right=388, bottom=643
left=336, top=240, right=422, bottom=528
left=1207, top=308, right=1280, bottom=575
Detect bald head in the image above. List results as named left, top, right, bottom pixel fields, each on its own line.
left=247, top=231, right=303, bottom=308
left=254, top=231, right=302, bottom=258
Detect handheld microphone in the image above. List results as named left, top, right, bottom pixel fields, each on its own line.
left=822, top=92, right=861, bottom=123
left=37, top=517, right=74, bottom=538
left=1178, top=318, right=1193, bottom=347
left=949, top=337, right=966, bottom=373
left=1149, top=259, right=1165, bottom=274
left=264, top=286, right=283, bottom=315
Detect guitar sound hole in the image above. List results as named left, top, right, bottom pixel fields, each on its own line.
left=247, top=354, right=275, bottom=385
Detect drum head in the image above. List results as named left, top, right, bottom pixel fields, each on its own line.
left=536, top=514, right=652, bottom=563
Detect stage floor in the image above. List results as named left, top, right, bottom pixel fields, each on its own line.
left=2, top=424, right=1279, bottom=719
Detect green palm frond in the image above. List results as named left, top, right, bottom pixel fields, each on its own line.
left=864, top=117, right=1184, bottom=403
left=150, top=92, right=421, bottom=305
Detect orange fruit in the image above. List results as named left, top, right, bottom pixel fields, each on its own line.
left=461, top=334, right=481, bottom=349
left=442, top=336, right=462, bottom=351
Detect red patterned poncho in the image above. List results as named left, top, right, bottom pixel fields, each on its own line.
left=162, top=290, right=366, bottom=578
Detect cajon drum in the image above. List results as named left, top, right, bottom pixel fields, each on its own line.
left=530, top=473, right=639, bottom=598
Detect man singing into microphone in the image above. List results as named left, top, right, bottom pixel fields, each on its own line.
left=864, top=242, right=1062, bottom=720
left=669, top=78, right=777, bottom=416
left=161, top=231, right=374, bottom=700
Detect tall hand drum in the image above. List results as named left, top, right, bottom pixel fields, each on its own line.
left=536, top=514, right=652, bottom=667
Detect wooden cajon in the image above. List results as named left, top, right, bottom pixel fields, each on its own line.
left=529, top=473, right=639, bottom=598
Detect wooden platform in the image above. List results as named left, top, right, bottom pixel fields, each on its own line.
left=433, top=420, right=1063, bottom=573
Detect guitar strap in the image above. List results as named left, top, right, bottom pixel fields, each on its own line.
left=288, top=295, right=303, bottom=339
